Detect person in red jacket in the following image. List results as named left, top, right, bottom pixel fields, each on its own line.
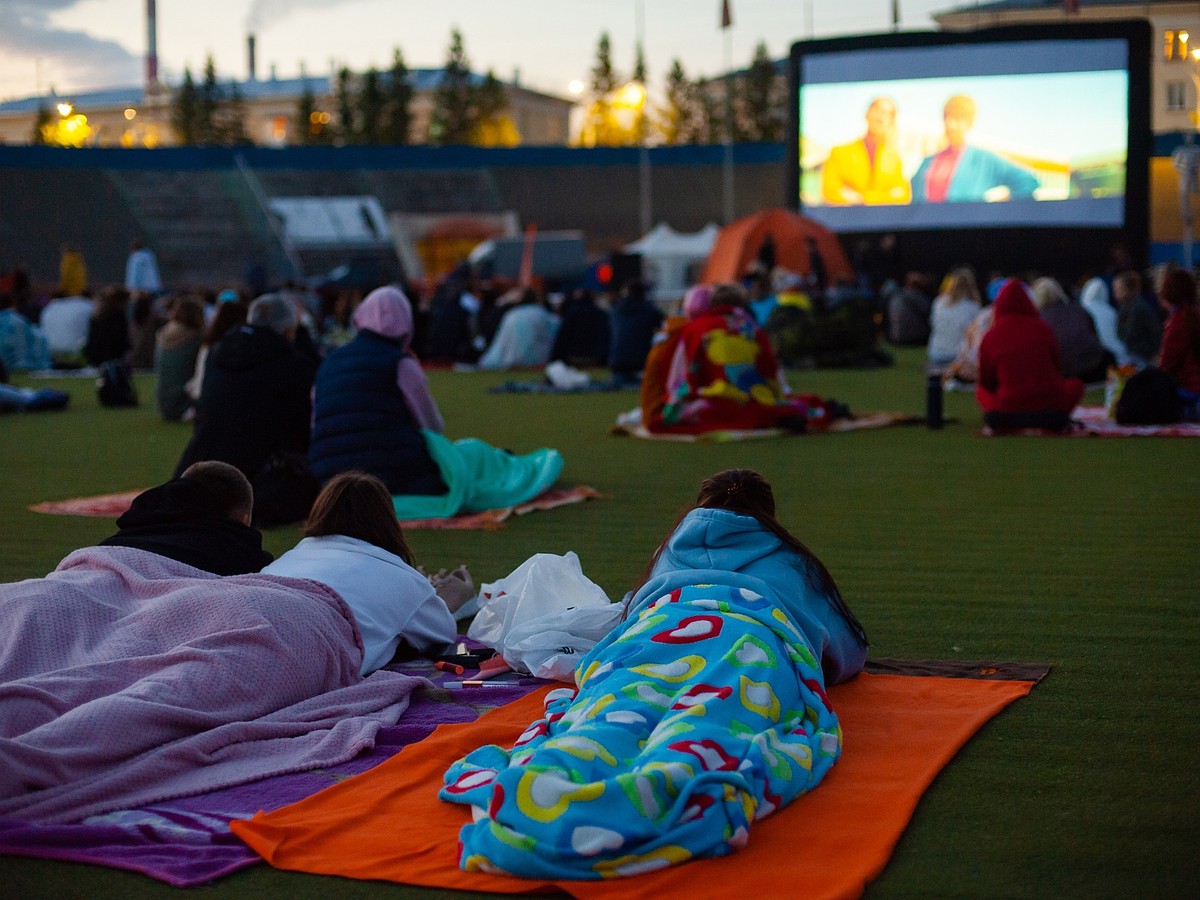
left=976, top=278, right=1084, bottom=431
left=1155, top=268, right=1200, bottom=399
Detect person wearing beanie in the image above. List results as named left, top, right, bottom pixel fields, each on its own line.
left=976, top=278, right=1085, bottom=432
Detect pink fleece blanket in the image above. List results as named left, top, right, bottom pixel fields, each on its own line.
left=0, top=546, right=425, bottom=825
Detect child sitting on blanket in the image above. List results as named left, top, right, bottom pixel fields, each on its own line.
left=263, top=471, right=474, bottom=675
left=439, top=468, right=868, bottom=879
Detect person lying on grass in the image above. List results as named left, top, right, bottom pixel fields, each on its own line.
left=99, top=460, right=273, bottom=575
left=263, top=470, right=474, bottom=675
left=439, top=468, right=868, bottom=879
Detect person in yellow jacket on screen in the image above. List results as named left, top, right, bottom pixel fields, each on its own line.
left=820, top=96, right=911, bottom=206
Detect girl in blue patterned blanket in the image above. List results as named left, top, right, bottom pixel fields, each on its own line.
left=440, top=468, right=869, bottom=879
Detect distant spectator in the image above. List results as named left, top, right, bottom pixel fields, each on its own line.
left=477, top=287, right=560, bottom=371
left=551, top=288, right=611, bottom=368
left=927, top=267, right=981, bottom=367
left=186, top=290, right=246, bottom=404
left=977, top=278, right=1084, bottom=432
left=36, top=294, right=93, bottom=366
left=0, top=289, right=50, bottom=372
left=83, top=287, right=132, bottom=367
left=1031, top=277, right=1107, bottom=383
left=608, top=279, right=664, bottom=386
left=124, top=239, right=162, bottom=295
left=175, top=293, right=316, bottom=484
left=308, top=286, right=447, bottom=496
left=886, top=272, right=933, bottom=346
left=154, top=295, right=205, bottom=421
left=1078, top=276, right=1130, bottom=367
left=128, top=292, right=163, bottom=369
left=58, top=244, right=88, bottom=298
left=1114, top=270, right=1161, bottom=368
left=1156, top=268, right=1200, bottom=404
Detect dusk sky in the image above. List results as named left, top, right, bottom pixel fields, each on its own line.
left=0, top=0, right=976, bottom=102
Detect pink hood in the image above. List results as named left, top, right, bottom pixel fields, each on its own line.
left=353, top=286, right=414, bottom=351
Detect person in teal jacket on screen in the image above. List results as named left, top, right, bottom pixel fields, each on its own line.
left=911, top=94, right=1039, bottom=204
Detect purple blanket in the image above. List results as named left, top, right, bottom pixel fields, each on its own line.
left=0, top=546, right=425, bottom=825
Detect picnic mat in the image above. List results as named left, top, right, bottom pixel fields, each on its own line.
left=981, top=405, right=1200, bottom=437
left=28, top=485, right=602, bottom=529
left=0, top=658, right=540, bottom=886
left=611, top=410, right=920, bottom=442
left=232, top=659, right=1047, bottom=899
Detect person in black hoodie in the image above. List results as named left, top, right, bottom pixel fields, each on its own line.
left=99, top=461, right=273, bottom=575
left=174, top=294, right=316, bottom=483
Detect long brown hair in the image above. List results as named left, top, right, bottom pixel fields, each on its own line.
left=633, top=469, right=866, bottom=642
left=303, top=471, right=415, bottom=566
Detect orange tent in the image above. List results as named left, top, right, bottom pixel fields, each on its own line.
left=699, top=208, right=854, bottom=286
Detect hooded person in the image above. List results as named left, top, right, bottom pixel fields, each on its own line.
left=99, top=460, right=273, bottom=575
left=438, top=470, right=867, bottom=879
left=307, top=285, right=447, bottom=496
left=976, top=278, right=1085, bottom=431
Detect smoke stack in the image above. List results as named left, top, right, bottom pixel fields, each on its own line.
left=146, top=0, right=158, bottom=86
left=247, top=34, right=257, bottom=82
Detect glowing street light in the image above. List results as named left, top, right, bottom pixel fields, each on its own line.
left=124, top=108, right=137, bottom=120
left=568, top=79, right=584, bottom=96
left=56, top=101, right=73, bottom=117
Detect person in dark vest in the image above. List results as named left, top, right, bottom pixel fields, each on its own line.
left=174, top=293, right=316, bottom=481
left=99, top=460, right=273, bottom=575
left=308, top=285, right=447, bottom=496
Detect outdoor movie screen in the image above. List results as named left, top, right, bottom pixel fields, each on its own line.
left=794, top=32, right=1134, bottom=233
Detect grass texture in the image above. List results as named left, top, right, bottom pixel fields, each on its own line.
left=0, top=347, right=1197, bottom=898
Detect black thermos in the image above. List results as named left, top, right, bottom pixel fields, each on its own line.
left=926, top=372, right=944, bottom=429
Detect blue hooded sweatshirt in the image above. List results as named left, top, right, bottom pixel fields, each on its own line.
left=630, top=507, right=867, bottom=686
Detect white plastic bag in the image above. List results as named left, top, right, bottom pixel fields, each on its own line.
left=503, top=604, right=624, bottom=681
left=467, top=552, right=617, bottom=680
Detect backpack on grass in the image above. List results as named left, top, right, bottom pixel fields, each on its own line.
left=97, top=360, right=138, bottom=408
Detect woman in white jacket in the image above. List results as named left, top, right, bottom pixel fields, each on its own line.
left=263, top=471, right=473, bottom=675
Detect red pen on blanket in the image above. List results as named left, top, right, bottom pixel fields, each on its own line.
left=434, top=660, right=464, bottom=675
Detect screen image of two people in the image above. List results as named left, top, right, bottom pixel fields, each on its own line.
left=820, top=94, right=1040, bottom=206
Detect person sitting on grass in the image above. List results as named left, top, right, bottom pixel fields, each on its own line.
left=976, top=278, right=1084, bottom=432
left=98, top=460, right=273, bottom=575
left=651, top=282, right=811, bottom=434
left=1155, top=267, right=1200, bottom=421
left=263, top=471, right=474, bottom=676
left=439, top=468, right=867, bottom=878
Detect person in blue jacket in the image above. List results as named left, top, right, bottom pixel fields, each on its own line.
left=910, top=95, right=1038, bottom=204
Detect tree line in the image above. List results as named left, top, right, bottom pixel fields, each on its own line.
left=163, top=29, right=785, bottom=148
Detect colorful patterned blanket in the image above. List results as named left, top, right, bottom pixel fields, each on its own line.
left=439, top=582, right=840, bottom=879
left=610, top=410, right=919, bottom=442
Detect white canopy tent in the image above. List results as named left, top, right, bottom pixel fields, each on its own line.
left=624, top=222, right=720, bottom=307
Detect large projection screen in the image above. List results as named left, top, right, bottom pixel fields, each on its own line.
left=788, top=22, right=1151, bottom=273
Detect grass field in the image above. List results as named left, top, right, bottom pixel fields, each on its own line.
left=1, top=347, right=1197, bottom=898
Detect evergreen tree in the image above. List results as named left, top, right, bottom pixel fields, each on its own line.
left=295, top=82, right=316, bottom=144
left=219, top=80, right=249, bottom=145
left=196, top=55, right=222, bottom=144
left=632, top=42, right=646, bottom=85
left=591, top=32, right=619, bottom=96
left=472, top=69, right=519, bottom=146
left=429, top=28, right=477, bottom=145
left=696, top=77, right=722, bottom=144
left=171, top=67, right=200, bottom=144
left=357, top=68, right=385, bottom=143
left=738, top=41, right=783, bottom=142
left=335, top=67, right=356, bottom=144
left=659, top=59, right=701, bottom=145
left=31, top=104, right=52, bottom=145
left=381, top=47, right=413, bottom=145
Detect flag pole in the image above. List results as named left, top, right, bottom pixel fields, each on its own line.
left=721, top=0, right=735, bottom=224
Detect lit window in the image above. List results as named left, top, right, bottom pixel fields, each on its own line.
left=1166, top=81, right=1188, bottom=112
left=1164, top=30, right=1190, bottom=61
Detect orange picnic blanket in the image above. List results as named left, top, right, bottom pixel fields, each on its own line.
left=232, top=668, right=1040, bottom=899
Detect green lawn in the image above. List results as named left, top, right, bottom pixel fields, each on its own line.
left=1, top=348, right=1197, bottom=898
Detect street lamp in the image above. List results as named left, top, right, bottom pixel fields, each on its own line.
left=56, top=101, right=73, bottom=117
